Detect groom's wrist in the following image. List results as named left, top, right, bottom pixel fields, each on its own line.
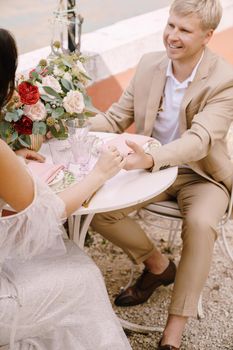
left=144, top=153, right=154, bottom=170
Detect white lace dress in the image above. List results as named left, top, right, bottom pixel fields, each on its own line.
left=0, top=179, right=131, bottom=350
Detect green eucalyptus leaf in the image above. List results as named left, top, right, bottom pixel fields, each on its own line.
left=0, top=120, right=11, bottom=136
left=43, top=86, right=62, bottom=100
left=58, top=119, right=66, bottom=133
left=10, top=131, right=18, bottom=143
left=74, top=81, right=85, bottom=92
left=32, top=121, right=47, bottom=135
left=79, top=71, right=91, bottom=81
left=45, top=103, right=52, bottom=112
left=18, top=136, right=30, bottom=147
left=17, top=109, right=24, bottom=117
left=52, top=107, right=64, bottom=119
left=31, top=71, right=39, bottom=80
left=5, top=111, right=20, bottom=122
left=61, top=78, right=72, bottom=91
left=40, top=94, right=54, bottom=102
left=83, top=95, right=92, bottom=106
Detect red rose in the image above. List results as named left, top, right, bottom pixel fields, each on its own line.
left=14, top=115, right=33, bottom=135
left=18, top=81, right=40, bottom=105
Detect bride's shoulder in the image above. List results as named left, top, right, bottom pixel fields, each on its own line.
left=0, top=139, right=15, bottom=160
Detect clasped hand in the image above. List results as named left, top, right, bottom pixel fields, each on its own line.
left=123, top=140, right=154, bottom=171
left=93, top=145, right=126, bottom=181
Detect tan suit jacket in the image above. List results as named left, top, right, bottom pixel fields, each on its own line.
left=90, top=48, right=233, bottom=195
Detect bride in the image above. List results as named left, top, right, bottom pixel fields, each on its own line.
left=0, top=28, right=131, bottom=350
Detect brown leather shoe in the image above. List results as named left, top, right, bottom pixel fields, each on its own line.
left=157, top=339, right=179, bottom=349
left=114, top=259, right=176, bottom=307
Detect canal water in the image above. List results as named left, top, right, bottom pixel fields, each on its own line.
left=0, top=0, right=172, bottom=54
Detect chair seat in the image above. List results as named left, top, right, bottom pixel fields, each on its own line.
left=146, top=201, right=183, bottom=218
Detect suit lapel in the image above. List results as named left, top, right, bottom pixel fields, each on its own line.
left=179, top=48, right=213, bottom=133
left=144, top=58, right=168, bottom=136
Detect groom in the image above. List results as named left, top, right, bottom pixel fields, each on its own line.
left=89, top=0, right=233, bottom=348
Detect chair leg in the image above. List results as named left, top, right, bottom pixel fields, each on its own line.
left=167, top=220, right=180, bottom=250
left=220, top=225, right=233, bottom=262
left=119, top=317, right=163, bottom=333
left=197, top=293, right=204, bottom=319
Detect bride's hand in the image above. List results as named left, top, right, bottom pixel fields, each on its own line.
left=58, top=146, right=125, bottom=216
left=93, top=146, right=126, bottom=181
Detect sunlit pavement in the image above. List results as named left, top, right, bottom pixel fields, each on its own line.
left=0, top=0, right=171, bottom=54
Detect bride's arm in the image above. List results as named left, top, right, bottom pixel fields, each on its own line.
left=0, top=139, right=34, bottom=212
left=0, top=139, right=125, bottom=217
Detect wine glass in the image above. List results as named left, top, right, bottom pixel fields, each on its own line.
left=68, top=135, right=96, bottom=180
left=48, top=139, right=72, bottom=168
left=66, top=117, right=90, bottom=140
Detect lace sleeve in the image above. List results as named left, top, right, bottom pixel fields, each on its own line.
left=0, top=179, right=66, bottom=262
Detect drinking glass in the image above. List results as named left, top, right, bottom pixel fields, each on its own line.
left=66, top=117, right=90, bottom=140
left=48, top=139, right=72, bottom=168
left=68, top=135, right=96, bottom=179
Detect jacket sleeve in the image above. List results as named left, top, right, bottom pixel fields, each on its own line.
left=148, top=82, right=233, bottom=172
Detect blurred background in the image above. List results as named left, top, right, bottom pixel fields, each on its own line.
left=0, top=0, right=172, bottom=54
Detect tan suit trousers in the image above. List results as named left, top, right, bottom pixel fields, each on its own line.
left=91, top=168, right=229, bottom=317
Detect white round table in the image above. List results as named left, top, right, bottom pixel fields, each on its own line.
left=41, top=132, right=177, bottom=247
left=70, top=163, right=177, bottom=247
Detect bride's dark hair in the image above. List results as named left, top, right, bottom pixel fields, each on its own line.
left=0, top=28, right=18, bottom=111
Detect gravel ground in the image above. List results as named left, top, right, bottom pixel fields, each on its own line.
left=86, top=209, right=233, bottom=350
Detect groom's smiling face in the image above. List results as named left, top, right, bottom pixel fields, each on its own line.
left=163, top=11, right=213, bottom=65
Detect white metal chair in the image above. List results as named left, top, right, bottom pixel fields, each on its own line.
left=144, top=188, right=233, bottom=263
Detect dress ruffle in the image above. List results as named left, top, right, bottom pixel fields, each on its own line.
left=0, top=179, right=66, bottom=263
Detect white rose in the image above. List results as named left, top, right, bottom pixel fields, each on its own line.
left=42, top=76, right=62, bottom=94
left=63, top=90, right=85, bottom=114
left=63, top=72, right=72, bottom=82
left=24, top=100, right=47, bottom=121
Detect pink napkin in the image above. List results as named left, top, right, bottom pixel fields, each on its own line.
left=106, top=133, right=153, bottom=155
left=28, top=161, right=64, bottom=184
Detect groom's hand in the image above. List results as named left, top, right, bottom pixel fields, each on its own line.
left=123, top=140, right=154, bottom=170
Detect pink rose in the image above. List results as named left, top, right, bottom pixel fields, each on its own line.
left=24, top=100, right=47, bottom=121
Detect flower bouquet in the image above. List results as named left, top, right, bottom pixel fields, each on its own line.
left=0, top=52, right=97, bottom=150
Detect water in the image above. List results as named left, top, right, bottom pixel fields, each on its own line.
left=0, top=0, right=172, bottom=54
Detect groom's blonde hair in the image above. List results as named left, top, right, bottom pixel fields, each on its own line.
left=170, top=0, right=222, bottom=30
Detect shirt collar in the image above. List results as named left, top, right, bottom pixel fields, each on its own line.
left=166, top=51, right=204, bottom=87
